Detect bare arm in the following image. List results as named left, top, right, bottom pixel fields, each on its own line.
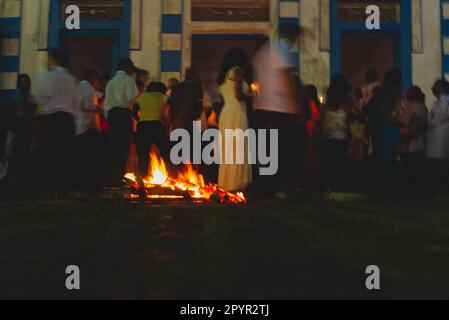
left=233, top=68, right=251, bottom=103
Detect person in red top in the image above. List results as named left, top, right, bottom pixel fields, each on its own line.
left=302, top=85, right=322, bottom=190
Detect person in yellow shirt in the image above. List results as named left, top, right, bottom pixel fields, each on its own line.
left=135, top=82, right=170, bottom=177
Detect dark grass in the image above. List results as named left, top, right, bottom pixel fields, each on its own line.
left=0, top=196, right=449, bottom=299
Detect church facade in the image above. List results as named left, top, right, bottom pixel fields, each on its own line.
left=0, top=0, right=447, bottom=103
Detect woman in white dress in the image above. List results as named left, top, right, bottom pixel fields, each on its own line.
left=217, top=48, right=253, bottom=192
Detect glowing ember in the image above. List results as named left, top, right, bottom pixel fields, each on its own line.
left=124, top=152, right=246, bottom=204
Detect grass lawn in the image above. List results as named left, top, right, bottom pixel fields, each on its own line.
left=1, top=195, right=449, bottom=299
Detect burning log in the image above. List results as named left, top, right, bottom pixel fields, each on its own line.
left=122, top=152, right=246, bottom=204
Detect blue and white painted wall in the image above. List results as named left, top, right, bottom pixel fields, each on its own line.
left=411, top=0, right=441, bottom=104
left=0, top=0, right=446, bottom=104
left=0, top=0, right=21, bottom=103
left=160, top=0, right=183, bottom=85
left=441, top=1, right=449, bottom=80
left=279, top=0, right=300, bottom=70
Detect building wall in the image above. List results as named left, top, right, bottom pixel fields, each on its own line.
left=300, top=0, right=330, bottom=96
left=0, top=0, right=22, bottom=102
left=4, top=0, right=447, bottom=103
left=129, top=0, right=161, bottom=80
left=20, top=0, right=49, bottom=93
left=441, top=0, right=449, bottom=79
left=412, top=0, right=442, bottom=105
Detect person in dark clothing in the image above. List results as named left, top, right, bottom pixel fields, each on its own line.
left=167, top=77, right=204, bottom=133
left=319, top=75, right=352, bottom=190
left=36, top=49, right=81, bottom=193
left=166, top=71, right=204, bottom=171
left=365, top=69, right=403, bottom=196
left=398, top=86, right=428, bottom=199
left=74, top=68, right=107, bottom=190
left=9, top=74, right=37, bottom=181
left=251, top=23, right=303, bottom=198
left=104, top=58, right=139, bottom=186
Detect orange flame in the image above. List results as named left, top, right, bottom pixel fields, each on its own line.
left=125, top=152, right=246, bottom=204
left=147, top=152, right=168, bottom=185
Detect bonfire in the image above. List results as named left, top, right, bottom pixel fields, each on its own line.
left=123, top=152, right=246, bottom=204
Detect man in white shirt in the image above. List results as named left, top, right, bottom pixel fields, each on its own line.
left=77, top=69, right=101, bottom=136
left=252, top=23, right=302, bottom=197
left=74, top=69, right=107, bottom=189
left=36, top=48, right=82, bottom=192
left=427, top=80, right=449, bottom=195
left=104, top=58, right=139, bottom=186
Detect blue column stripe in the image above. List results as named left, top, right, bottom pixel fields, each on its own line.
left=442, top=1, right=449, bottom=77
left=160, top=51, right=182, bottom=72
left=0, top=90, right=17, bottom=104
left=278, top=17, right=299, bottom=26
left=0, top=18, right=21, bottom=38
left=161, top=14, right=183, bottom=34
left=160, top=10, right=183, bottom=74
left=0, top=56, right=20, bottom=72
left=0, top=16, right=20, bottom=98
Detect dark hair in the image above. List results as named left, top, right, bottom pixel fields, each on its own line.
left=147, top=81, right=167, bottom=94
left=432, top=79, right=449, bottom=97
left=217, top=47, right=249, bottom=85
left=48, top=48, right=69, bottom=68
left=118, top=57, right=135, bottom=71
left=184, top=67, right=202, bottom=85
left=303, top=85, right=320, bottom=108
left=17, top=73, right=31, bottom=92
left=279, top=23, right=302, bottom=40
left=405, top=86, right=426, bottom=104
left=383, top=69, right=402, bottom=89
left=325, top=75, right=352, bottom=110
left=100, top=74, right=111, bottom=82
left=136, top=68, right=149, bottom=77
left=83, top=68, right=99, bottom=82
left=168, top=77, right=179, bottom=88
left=365, top=69, right=378, bottom=83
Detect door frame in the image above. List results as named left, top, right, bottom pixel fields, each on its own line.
left=47, top=0, right=131, bottom=73
left=60, top=29, right=120, bottom=74
left=330, top=0, right=412, bottom=90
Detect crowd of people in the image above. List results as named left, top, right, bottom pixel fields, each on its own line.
left=1, top=23, right=449, bottom=200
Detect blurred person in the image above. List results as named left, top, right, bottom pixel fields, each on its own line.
left=347, top=88, right=368, bottom=190
left=166, top=69, right=205, bottom=175
left=217, top=47, right=253, bottom=192
left=397, top=86, right=428, bottom=198
left=75, top=68, right=106, bottom=190
left=319, top=75, right=351, bottom=190
left=184, top=69, right=210, bottom=132
left=8, top=74, right=38, bottom=181
left=426, top=80, right=449, bottom=195
left=289, top=74, right=308, bottom=190
left=302, top=85, right=321, bottom=189
left=365, top=69, right=403, bottom=196
left=167, top=70, right=204, bottom=133
left=36, top=48, right=81, bottom=192
left=97, top=75, right=111, bottom=132
left=166, top=77, right=179, bottom=97
left=360, top=69, right=380, bottom=107
left=104, top=57, right=139, bottom=186
left=252, top=23, right=302, bottom=197
left=135, top=82, right=170, bottom=177
left=136, top=69, right=151, bottom=93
